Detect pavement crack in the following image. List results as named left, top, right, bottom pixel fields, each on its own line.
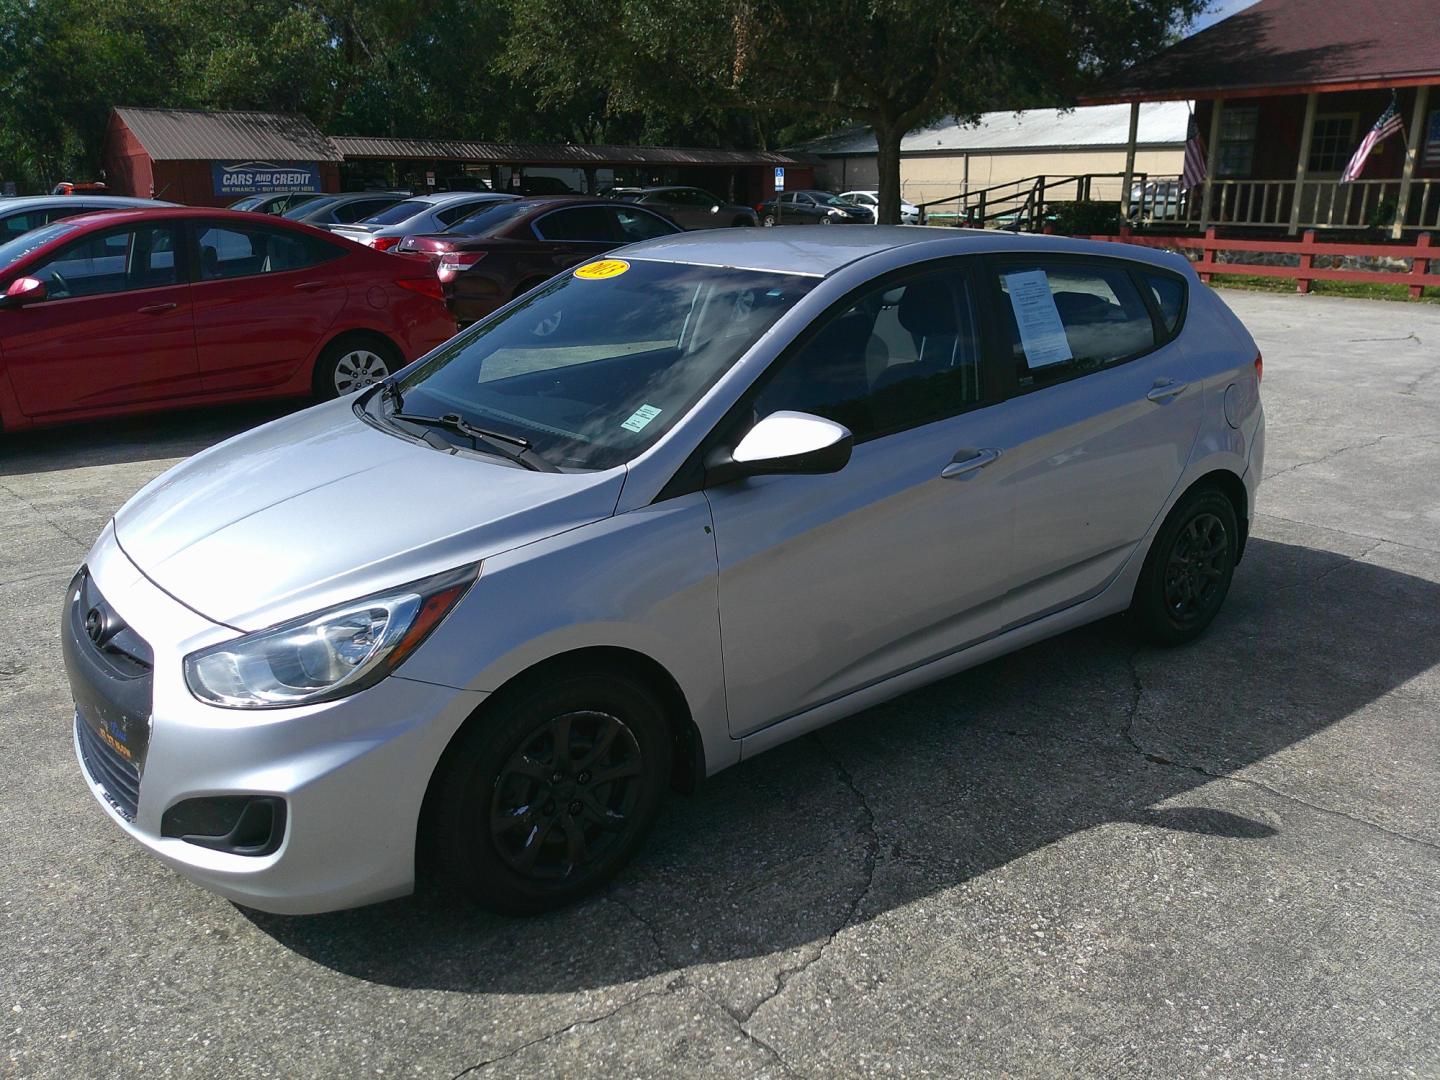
left=1271, top=537, right=1386, bottom=593
left=1399, top=362, right=1439, bottom=396
left=1262, top=432, right=1440, bottom=482
left=0, top=479, right=89, bottom=548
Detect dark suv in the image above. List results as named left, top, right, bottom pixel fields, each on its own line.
left=609, top=186, right=758, bottom=229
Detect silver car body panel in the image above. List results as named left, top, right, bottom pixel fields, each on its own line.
left=69, top=227, right=1263, bottom=912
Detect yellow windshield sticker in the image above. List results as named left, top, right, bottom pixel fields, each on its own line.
left=574, top=258, right=630, bottom=280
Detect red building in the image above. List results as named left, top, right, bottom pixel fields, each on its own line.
left=103, top=107, right=343, bottom=206
left=1085, top=0, right=1440, bottom=237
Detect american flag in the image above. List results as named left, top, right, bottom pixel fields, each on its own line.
left=1341, top=101, right=1405, bottom=183
left=1181, top=114, right=1207, bottom=192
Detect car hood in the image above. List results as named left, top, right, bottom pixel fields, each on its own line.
left=112, top=400, right=624, bottom=631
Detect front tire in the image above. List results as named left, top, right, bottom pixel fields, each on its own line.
left=1129, top=486, right=1239, bottom=646
left=429, top=670, right=671, bottom=914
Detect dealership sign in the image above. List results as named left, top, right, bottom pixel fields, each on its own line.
left=212, top=160, right=321, bottom=195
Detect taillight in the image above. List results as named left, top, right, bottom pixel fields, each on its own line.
left=1254, top=352, right=1263, bottom=384
left=436, top=250, right=486, bottom=284
left=754, top=203, right=765, bottom=213
left=396, top=278, right=444, bottom=300
left=371, top=236, right=401, bottom=252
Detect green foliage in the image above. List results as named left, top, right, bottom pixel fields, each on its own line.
left=1049, top=200, right=1123, bottom=235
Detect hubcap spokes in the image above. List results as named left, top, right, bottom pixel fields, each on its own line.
left=333, top=350, right=389, bottom=394
left=490, top=710, right=644, bottom=881
left=1163, top=512, right=1228, bottom=622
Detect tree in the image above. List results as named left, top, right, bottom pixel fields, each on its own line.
left=508, top=0, right=1207, bottom=223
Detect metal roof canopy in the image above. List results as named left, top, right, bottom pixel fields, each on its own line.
left=795, top=102, right=1191, bottom=158
left=114, top=107, right=343, bottom=162
left=1083, top=0, right=1440, bottom=103
left=329, top=135, right=807, bottom=168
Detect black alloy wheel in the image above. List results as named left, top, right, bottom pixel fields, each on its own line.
left=427, top=670, right=670, bottom=913
left=1130, top=486, right=1239, bottom=646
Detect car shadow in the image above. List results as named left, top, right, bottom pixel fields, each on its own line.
left=0, top=401, right=298, bottom=476
left=245, top=536, right=1437, bottom=994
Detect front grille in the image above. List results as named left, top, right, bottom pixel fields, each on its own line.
left=76, top=712, right=142, bottom=821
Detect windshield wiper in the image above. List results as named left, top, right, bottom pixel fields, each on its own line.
left=391, top=411, right=559, bottom=472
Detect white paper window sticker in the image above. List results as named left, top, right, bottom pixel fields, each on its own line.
left=620, top=403, right=662, bottom=433
left=1003, top=270, right=1073, bottom=368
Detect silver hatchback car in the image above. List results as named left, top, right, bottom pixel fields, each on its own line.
left=64, top=228, right=1263, bottom=915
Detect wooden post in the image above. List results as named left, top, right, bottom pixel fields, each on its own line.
left=1393, top=85, right=1432, bottom=240
left=1200, top=100, right=1224, bottom=229
left=1199, top=226, right=1217, bottom=282
left=1289, top=92, right=1320, bottom=236
left=1297, top=228, right=1316, bottom=294
left=1120, top=101, right=1140, bottom=223
left=1412, top=232, right=1432, bottom=299
left=1035, top=176, right=1046, bottom=231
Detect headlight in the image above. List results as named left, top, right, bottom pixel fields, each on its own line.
left=184, top=565, right=477, bottom=709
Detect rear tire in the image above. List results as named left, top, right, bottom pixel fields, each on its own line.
left=428, top=669, right=671, bottom=914
left=1128, top=486, right=1239, bottom=646
left=312, top=335, right=399, bottom=400
left=761, top=213, right=777, bottom=227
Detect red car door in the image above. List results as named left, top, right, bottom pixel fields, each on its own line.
left=189, top=220, right=349, bottom=393
left=0, top=221, right=199, bottom=418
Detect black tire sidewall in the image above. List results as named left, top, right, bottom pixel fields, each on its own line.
left=312, top=335, right=398, bottom=400
left=431, top=671, right=671, bottom=914
left=1131, top=487, right=1239, bottom=646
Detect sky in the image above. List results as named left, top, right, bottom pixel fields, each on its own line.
left=1191, top=0, right=1261, bottom=32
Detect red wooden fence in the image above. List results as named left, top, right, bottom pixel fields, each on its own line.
left=1071, top=227, right=1436, bottom=299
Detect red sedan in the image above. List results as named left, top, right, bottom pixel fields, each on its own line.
left=0, top=208, right=456, bottom=431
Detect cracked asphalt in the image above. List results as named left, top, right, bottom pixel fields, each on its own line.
left=3, top=290, right=1439, bottom=1078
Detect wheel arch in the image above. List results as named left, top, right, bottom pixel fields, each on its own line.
left=1185, top=468, right=1250, bottom=562
left=310, top=327, right=403, bottom=396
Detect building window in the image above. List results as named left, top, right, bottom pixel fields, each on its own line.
left=1217, top=106, right=1259, bottom=177
left=1307, top=114, right=1358, bottom=174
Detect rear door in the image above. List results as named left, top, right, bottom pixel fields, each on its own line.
left=532, top=206, right=626, bottom=269
left=980, top=255, right=1203, bottom=624
left=189, top=219, right=349, bottom=392
left=0, top=222, right=198, bottom=416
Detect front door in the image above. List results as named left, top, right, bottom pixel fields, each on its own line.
left=0, top=222, right=199, bottom=417
left=189, top=220, right=348, bottom=392
left=981, top=256, right=1204, bottom=625
left=705, top=263, right=1015, bottom=736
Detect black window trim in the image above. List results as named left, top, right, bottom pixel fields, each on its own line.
left=977, top=251, right=1184, bottom=400
left=655, top=254, right=1005, bottom=502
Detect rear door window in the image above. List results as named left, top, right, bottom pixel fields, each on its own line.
left=196, top=223, right=342, bottom=280
left=535, top=207, right=618, bottom=242
left=992, top=260, right=1158, bottom=390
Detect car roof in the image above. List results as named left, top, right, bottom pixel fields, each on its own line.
left=409, top=190, right=513, bottom=205
left=19, top=206, right=350, bottom=233
left=0, top=195, right=175, bottom=210
left=616, top=226, right=1195, bottom=278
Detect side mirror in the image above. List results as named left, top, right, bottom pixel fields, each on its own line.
left=0, top=276, right=45, bottom=308
left=705, top=411, right=853, bottom=485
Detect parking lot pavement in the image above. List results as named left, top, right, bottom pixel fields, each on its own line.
left=2, top=290, right=1437, bottom=1079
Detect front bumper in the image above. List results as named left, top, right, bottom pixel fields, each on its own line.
left=66, top=523, right=486, bottom=914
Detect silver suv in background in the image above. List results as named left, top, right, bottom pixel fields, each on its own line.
left=64, top=228, right=1263, bottom=916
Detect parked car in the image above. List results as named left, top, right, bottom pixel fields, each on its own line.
left=1, top=194, right=177, bottom=241
left=609, top=186, right=758, bottom=229
left=756, top=190, right=871, bottom=226
left=61, top=227, right=1263, bottom=916
left=280, top=191, right=409, bottom=227
left=396, top=196, right=681, bottom=324
left=227, top=192, right=326, bottom=216
left=1129, top=180, right=1184, bottom=221
left=0, top=208, right=456, bottom=429
left=838, top=189, right=921, bottom=224
left=328, top=191, right=520, bottom=251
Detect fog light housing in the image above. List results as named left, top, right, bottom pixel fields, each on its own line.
left=161, top=796, right=287, bottom=856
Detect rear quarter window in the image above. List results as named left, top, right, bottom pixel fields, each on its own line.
left=1143, top=271, right=1187, bottom=337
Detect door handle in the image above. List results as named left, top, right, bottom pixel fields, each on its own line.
left=294, top=281, right=327, bottom=292
left=137, top=302, right=177, bottom=315
left=941, top=448, right=1002, bottom=480
left=1146, top=378, right=1189, bottom=402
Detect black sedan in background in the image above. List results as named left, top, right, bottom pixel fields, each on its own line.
left=396, top=197, right=681, bottom=324
left=609, top=186, right=758, bottom=229
left=755, top=190, right=871, bottom=226
left=280, top=192, right=409, bottom=227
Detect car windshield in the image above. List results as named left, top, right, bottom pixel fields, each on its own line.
left=390, top=260, right=816, bottom=470
left=0, top=221, right=78, bottom=268
left=448, top=201, right=534, bottom=236
left=361, top=199, right=431, bottom=225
